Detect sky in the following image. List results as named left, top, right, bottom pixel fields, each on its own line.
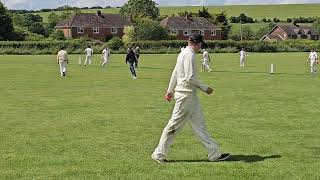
left=1, top=0, right=320, bottom=10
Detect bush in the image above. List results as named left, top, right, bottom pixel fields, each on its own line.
left=107, top=37, right=124, bottom=50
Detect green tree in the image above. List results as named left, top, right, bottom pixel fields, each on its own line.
left=241, top=26, right=254, bottom=40
left=0, top=2, right=15, bottom=40
left=198, top=6, right=211, bottom=18
left=108, top=37, right=124, bottom=50
left=122, top=26, right=136, bottom=46
left=49, top=30, right=65, bottom=40
left=136, top=18, right=168, bottom=40
left=312, top=18, right=320, bottom=34
left=255, top=23, right=275, bottom=40
left=212, top=12, right=232, bottom=40
left=120, top=0, right=160, bottom=21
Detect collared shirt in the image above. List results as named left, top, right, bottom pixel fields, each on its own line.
left=85, top=48, right=93, bottom=56
left=240, top=50, right=246, bottom=57
left=57, top=50, right=68, bottom=62
left=309, top=51, right=318, bottom=61
left=167, top=46, right=209, bottom=93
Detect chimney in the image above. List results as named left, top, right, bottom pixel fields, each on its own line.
left=96, top=10, right=102, bottom=17
left=185, top=14, right=190, bottom=21
left=128, top=14, right=133, bottom=22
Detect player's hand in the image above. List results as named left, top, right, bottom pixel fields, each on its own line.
left=165, top=92, right=174, bottom=102
left=206, top=87, right=213, bottom=95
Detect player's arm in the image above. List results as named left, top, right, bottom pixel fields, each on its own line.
left=166, top=64, right=178, bottom=102
left=184, top=53, right=209, bottom=92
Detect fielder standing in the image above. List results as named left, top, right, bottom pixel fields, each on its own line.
left=134, top=46, right=140, bottom=68
left=307, top=49, right=318, bottom=74
left=202, top=49, right=212, bottom=72
left=101, top=46, right=111, bottom=67
left=57, top=47, right=69, bottom=77
left=240, top=48, right=247, bottom=68
left=151, top=33, right=230, bottom=163
left=83, top=45, right=93, bottom=66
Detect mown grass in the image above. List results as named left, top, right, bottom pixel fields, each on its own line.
left=0, top=53, right=319, bottom=179
left=37, top=3, right=320, bottom=22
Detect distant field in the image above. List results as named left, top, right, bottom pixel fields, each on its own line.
left=37, top=3, right=320, bottom=22
left=0, top=53, right=320, bottom=179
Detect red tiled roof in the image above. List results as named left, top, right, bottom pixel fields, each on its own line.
left=55, top=13, right=134, bottom=28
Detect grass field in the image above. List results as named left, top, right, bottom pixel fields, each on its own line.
left=37, top=3, right=320, bottom=22
left=0, top=53, right=320, bottom=179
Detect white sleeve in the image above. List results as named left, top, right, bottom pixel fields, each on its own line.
left=183, top=53, right=209, bottom=92
left=167, top=64, right=177, bottom=93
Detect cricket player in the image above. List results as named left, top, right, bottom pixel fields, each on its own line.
left=240, top=48, right=247, bottom=68
left=126, top=47, right=138, bottom=79
left=101, top=47, right=110, bottom=67
left=134, top=46, right=140, bottom=68
left=306, top=49, right=318, bottom=74
left=57, top=47, right=68, bottom=77
left=202, top=49, right=212, bottom=72
left=180, top=46, right=185, bottom=52
left=151, top=33, right=230, bottom=163
left=83, top=45, right=93, bottom=66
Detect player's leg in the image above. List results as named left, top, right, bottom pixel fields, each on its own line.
left=188, top=95, right=221, bottom=161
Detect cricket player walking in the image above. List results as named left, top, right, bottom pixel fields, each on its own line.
left=83, top=45, right=93, bottom=66
left=151, top=33, right=230, bottom=163
left=307, top=49, right=318, bottom=74
left=240, top=48, right=247, bottom=68
left=202, top=49, right=212, bottom=72
left=101, top=47, right=110, bottom=67
left=57, top=47, right=68, bottom=77
left=126, top=47, right=138, bottom=79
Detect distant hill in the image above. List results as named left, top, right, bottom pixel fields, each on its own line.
left=35, top=3, right=320, bottom=22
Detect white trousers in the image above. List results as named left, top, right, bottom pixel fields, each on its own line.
left=84, top=55, right=92, bottom=65
left=202, top=60, right=211, bottom=71
left=59, top=61, right=67, bottom=76
left=152, top=92, right=221, bottom=161
left=102, top=57, right=109, bottom=67
left=310, top=60, right=317, bottom=73
left=240, top=57, right=245, bottom=67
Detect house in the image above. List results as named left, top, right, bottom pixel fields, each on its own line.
left=160, top=16, right=222, bottom=40
left=261, top=24, right=320, bottom=41
left=55, top=11, right=134, bottom=41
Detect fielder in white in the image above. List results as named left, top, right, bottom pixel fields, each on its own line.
left=202, top=49, right=212, bottom=72
left=101, top=47, right=110, bottom=67
left=240, top=48, right=247, bottom=68
left=57, top=47, right=69, bottom=77
left=83, top=45, right=93, bottom=66
left=151, top=33, right=230, bottom=163
left=306, top=49, right=318, bottom=74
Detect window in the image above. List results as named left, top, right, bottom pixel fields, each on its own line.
left=211, top=30, right=216, bottom=36
left=93, top=27, right=99, bottom=34
left=77, top=27, right=84, bottom=34
left=183, top=30, right=189, bottom=36
left=170, top=29, right=177, bottom=35
left=111, top=28, right=117, bottom=34
left=199, top=30, right=204, bottom=35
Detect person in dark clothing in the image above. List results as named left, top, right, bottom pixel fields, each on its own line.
left=126, top=47, right=138, bottom=79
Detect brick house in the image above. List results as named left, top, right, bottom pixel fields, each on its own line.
left=160, top=16, right=222, bottom=40
left=55, top=11, right=134, bottom=41
left=261, top=24, right=320, bottom=41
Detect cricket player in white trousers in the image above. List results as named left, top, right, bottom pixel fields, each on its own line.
left=101, top=47, right=110, bottom=67
left=57, top=47, right=68, bottom=77
left=151, top=33, right=230, bottom=163
left=307, top=49, right=318, bottom=74
left=202, top=49, right=212, bottom=72
left=83, top=45, right=93, bottom=66
left=240, top=48, right=247, bottom=68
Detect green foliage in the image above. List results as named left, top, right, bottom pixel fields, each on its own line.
left=122, top=26, right=136, bottom=46
left=0, top=2, right=15, bottom=40
left=49, top=30, right=65, bottom=40
left=230, top=13, right=254, bottom=23
left=312, top=18, right=320, bottom=34
left=255, top=23, right=276, bottom=40
left=136, top=19, right=168, bottom=40
left=198, top=6, right=211, bottom=18
left=107, top=37, right=124, bottom=50
left=120, top=0, right=160, bottom=21
left=212, top=12, right=232, bottom=40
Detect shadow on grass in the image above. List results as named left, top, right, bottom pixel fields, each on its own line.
left=166, top=155, right=281, bottom=163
